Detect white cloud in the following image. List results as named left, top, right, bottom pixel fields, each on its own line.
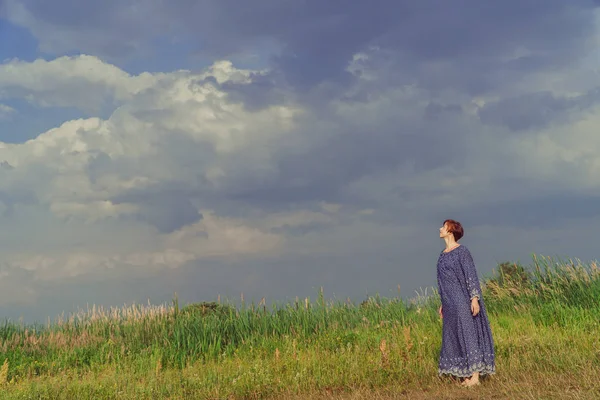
left=0, top=56, right=304, bottom=293
left=0, top=54, right=257, bottom=114
left=508, top=107, right=600, bottom=190
left=1, top=211, right=283, bottom=280
left=0, top=57, right=292, bottom=212
left=0, top=55, right=161, bottom=112
left=0, top=103, right=16, bottom=119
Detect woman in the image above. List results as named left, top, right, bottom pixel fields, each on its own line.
left=437, top=219, right=495, bottom=387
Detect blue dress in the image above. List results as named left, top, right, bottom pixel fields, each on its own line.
left=436, top=245, right=496, bottom=377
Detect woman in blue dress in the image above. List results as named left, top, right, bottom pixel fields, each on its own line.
left=437, top=219, right=495, bottom=387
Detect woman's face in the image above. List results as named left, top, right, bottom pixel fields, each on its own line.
left=439, top=223, right=451, bottom=239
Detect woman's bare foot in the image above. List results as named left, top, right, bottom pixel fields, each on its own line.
left=461, top=372, right=480, bottom=387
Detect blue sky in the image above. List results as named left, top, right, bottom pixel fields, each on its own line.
left=0, top=19, right=38, bottom=62
left=0, top=20, right=89, bottom=142
left=1, top=1, right=600, bottom=322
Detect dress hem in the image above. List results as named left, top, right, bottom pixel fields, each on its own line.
left=438, top=365, right=496, bottom=378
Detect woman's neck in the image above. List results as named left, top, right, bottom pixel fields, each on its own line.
left=444, top=237, right=458, bottom=251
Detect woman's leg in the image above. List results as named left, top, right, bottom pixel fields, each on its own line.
left=461, top=371, right=480, bottom=387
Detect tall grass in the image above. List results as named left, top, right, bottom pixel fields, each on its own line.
left=0, top=254, right=599, bottom=399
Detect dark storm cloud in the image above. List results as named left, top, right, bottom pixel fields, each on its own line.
left=8, top=1, right=599, bottom=93
left=478, top=88, right=600, bottom=131
left=424, top=103, right=463, bottom=121
left=110, top=184, right=203, bottom=234
left=463, top=191, right=600, bottom=229
left=269, top=221, right=331, bottom=237
left=226, top=105, right=470, bottom=210
left=130, top=194, right=202, bottom=234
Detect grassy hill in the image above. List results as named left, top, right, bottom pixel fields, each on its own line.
left=1, top=254, right=600, bottom=399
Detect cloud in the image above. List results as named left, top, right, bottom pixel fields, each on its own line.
left=477, top=89, right=600, bottom=131
left=1, top=53, right=599, bottom=287
left=2, top=3, right=600, bottom=315
left=0, top=55, right=161, bottom=112
left=0, top=0, right=170, bottom=59
left=0, top=57, right=326, bottom=291
left=0, top=103, right=16, bottom=119
left=4, top=1, right=599, bottom=94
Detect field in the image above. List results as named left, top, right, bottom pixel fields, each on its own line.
left=1, top=255, right=600, bottom=399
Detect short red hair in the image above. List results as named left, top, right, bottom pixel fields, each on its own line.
left=443, top=219, right=464, bottom=241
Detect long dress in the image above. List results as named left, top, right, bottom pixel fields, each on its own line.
left=436, top=244, right=496, bottom=377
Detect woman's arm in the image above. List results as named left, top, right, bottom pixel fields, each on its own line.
left=459, top=247, right=482, bottom=301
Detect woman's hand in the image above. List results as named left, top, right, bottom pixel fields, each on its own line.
left=471, top=297, right=480, bottom=316
left=438, top=305, right=443, bottom=319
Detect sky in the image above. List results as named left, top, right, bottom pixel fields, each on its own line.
left=1, top=1, right=600, bottom=322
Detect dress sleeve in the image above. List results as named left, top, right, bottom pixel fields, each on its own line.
left=459, top=247, right=481, bottom=300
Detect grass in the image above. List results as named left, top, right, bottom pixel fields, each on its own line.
left=0, top=254, right=599, bottom=399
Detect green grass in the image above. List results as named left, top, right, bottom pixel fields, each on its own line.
left=0, top=254, right=600, bottom=399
